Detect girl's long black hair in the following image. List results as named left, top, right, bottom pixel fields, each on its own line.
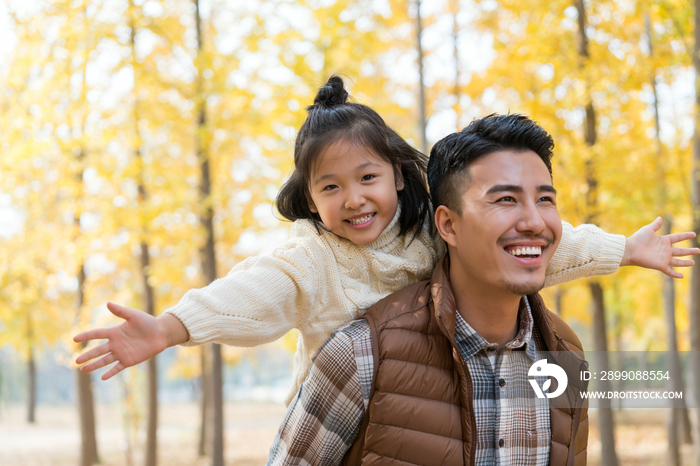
left=276, top=76, right=430, bottom=242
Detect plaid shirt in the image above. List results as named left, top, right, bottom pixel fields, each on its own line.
left=268, top=297, right=549, bottom=466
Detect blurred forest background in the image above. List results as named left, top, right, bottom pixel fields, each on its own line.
left=1, top=0, right=699, bottom=465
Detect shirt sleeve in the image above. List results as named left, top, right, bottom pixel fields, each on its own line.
left=165, top=236, right=323, bottom=347
left=267, top=321, right=371, bottom=466
left=544, top=221, right=627, bottom=288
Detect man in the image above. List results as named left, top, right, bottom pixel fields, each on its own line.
left=265, top=114, right=663, bottom=465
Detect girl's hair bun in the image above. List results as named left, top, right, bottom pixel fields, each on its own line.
left=313, top=76, right=349, bottom=108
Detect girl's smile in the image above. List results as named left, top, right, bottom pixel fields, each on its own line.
left=308, top=139, right=403, bottom=245
left=345, top=212, right=376, bottom=227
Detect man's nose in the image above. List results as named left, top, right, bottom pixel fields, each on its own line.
left=345, top=187, right=366, bottom=210
left=516, top=201, right=546, bottom=234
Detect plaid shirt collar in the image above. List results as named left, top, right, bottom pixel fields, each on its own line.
left=453, top=296, right=538, bottom=363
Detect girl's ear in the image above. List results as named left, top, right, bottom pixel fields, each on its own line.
left=307, top=196, right=318, bottom=213
left=394, top=168, right=405, bottom=191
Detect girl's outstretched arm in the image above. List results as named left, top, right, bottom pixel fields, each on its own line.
left=73, top=302, right=189, bottom=380
left=545, top=217, right=699, bottom=288
left=74, top=239, right=320, bottom=379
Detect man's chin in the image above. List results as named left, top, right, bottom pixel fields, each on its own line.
left=498, top=278, right=545, bottom=296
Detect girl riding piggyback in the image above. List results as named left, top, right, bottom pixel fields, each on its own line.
left=74, top=76, right=693, bottom=405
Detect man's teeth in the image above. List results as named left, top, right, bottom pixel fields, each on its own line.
left=507, top=246, right=542, bottom=256
left=347, top=213, right=374, bottom=225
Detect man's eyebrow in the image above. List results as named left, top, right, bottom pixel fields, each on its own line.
left=485, top=184, right=524, bottom=194
left=484, top=184, right=557, bottom=195
left=538, top=185, right=557, bottom=194
left=313, top=161, right=379, bottom=185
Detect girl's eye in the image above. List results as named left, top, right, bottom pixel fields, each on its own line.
left=361, top=174, right=376, bottom=181
left=323, top=184, right=338, bottom=191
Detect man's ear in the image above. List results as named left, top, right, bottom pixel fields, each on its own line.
left=435, top=205, right=459, bottom=247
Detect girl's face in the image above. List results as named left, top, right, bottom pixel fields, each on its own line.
left=308, top=140, right=404, bottom=245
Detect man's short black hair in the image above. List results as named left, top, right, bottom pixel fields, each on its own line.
left=427, top=114, right=554, bottom=213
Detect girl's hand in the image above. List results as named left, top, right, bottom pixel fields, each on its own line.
left=621, top=217, right=699, bottom=279
left=73, top=302, right=188, bottom=380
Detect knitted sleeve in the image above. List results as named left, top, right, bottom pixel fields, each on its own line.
left=544, top=221, right=626, bottom=288
left=164, top=235, right=323, bottom=348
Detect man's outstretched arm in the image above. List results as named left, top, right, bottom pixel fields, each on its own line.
left=268, top=321, right=373, bottom=466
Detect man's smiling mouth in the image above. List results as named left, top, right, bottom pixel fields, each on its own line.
left=504, top=245, right=543, bottom=258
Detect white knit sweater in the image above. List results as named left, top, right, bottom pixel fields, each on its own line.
left=166, top=210, right=625, bottom=404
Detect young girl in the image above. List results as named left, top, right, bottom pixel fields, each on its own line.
left=74, top=76, right=697, bottom=405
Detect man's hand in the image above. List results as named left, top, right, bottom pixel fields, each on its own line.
left=73, top=302, right=188, bottom=380
left=621, top=217, right=699, bottom=279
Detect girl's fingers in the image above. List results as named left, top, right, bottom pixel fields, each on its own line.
left=106, top=302, right=135, bottom=319
left=73, top=328, right=110, bottom=343
left=669, top=258, right=695, bottom=268
left=102, top=362, right=126, bottom=381
left=649, top=217, right=663, bottom=232
left=667, top=232, right=698, bottom=244
left=671, top=247, right=700, bottom=257
left=80, top=353, right=117, bottom=374
left=92, top=354, right=117, bottom=371
left=75, top=342, right=111, bottom=365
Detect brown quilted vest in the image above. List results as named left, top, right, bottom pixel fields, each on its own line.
left=343, top=257, right=589, bottom=466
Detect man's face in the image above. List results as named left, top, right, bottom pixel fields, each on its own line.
left=439, top=149, right=562, bottom=296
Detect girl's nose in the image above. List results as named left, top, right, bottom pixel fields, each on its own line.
left=345, top=188, right=366, bottom=210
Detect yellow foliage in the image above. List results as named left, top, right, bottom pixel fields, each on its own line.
left=0, top=0, right=694, bottom=376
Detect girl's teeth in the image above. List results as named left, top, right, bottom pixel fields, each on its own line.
left=348, top=213, right=373, bottom=225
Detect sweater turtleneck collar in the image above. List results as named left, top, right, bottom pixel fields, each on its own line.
left=364, top=203, right=404, bottom=252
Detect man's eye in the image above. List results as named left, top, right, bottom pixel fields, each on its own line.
left=539, top=196, right=555, bottom=203
left=497, top=196, right=516, bottom=202
left=361, top=174, right=376, bottom=181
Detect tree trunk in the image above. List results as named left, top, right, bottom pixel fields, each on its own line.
left=575, top=1, right=618, bottom=464
left=612, top=312, right=625, bottom=403
left=26, top=313, right=36, bottom=424
left=415, top=0, right=427, bottom=154
left=690, top=0, right=700, bottom=462
left=590, top=282, right=619, bottom=466
left=142, top=243, right=158, bottom=466
left=26, top=346, right=35, bottom=424
left=129, top=11, right=159, bottom=463
left=76, top=369, right=99, bottom=466
left=75, top=261, right=99, bottom=466
left=194, top=2, right=224, bottom=464
left=663, top=242, right=687, bottom=465
left=198, top=347, right=211, bottom=457
left=211, top=344, right=224, bottom=466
